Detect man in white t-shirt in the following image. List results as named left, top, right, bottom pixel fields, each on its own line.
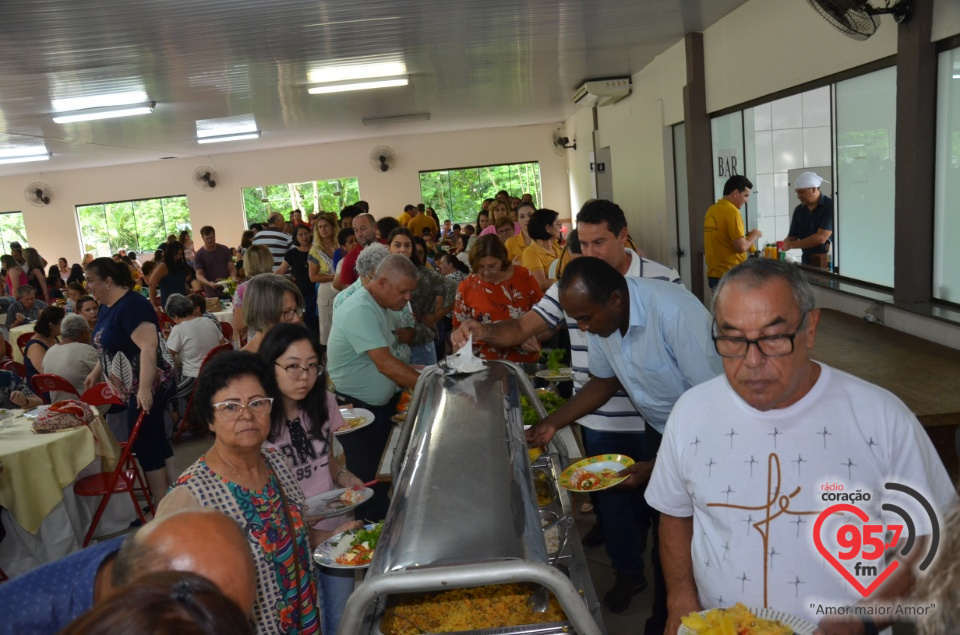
left=645, top=258, right=957, bottom=635
left=451, top=200, right=688, bottom=626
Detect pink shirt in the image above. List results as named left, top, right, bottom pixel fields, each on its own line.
left=262, top=392, right=345, bottom=531
left=479, top=221, right=522, bottom=237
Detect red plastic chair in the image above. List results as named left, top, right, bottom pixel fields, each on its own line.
left=173, top=343, right=232, bottom=443
left=219, top=321, right=233, bottom=343
left=16, top=332, right=33, bottom=357
left=2, top=360, right=26, bottom=379
left=74, top=409, right=149, bottom=546
left=31, top=373, right=81, bottom=404
left=81, top=383, right=155, bottom=515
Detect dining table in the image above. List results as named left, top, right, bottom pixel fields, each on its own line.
left=0, top=408, right=133, bottom=577
left=8, top=323, right=35, bottom=363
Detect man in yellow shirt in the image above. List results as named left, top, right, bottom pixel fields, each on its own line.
left=407, top=204, right=439, bottom=238
left=704, top=175, right=762, bottom=290
left=397, top=204, right=415, bottom=227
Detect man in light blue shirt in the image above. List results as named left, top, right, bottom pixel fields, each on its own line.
left=527, top=256, right=721, bottom=444
left=527, top=255, right=721, bottom=635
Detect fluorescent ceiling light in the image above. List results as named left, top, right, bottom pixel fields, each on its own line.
left=52, top=90, right=148, bottom=112
left=362, top=112, right=431, bottom=126
left=308, top=61, right=406, bottom=85
left=196, top=131, right=261, bottom=144
left=0, top=145, right=50, bottom=164
left=53, top=101, right=155, bottom=124
left=309, top=76, right=408, bottom=95
left=196, top=114, right=258, bottom=140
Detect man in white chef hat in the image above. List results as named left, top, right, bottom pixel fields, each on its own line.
left=781, top=171, right=833, bottom=265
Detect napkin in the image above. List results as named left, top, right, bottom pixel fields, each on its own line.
left=442, top=335, right=485, bottom=374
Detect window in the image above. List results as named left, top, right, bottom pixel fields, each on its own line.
left=419, top=162, right=542, bottom=225
left=934, top=47, right=960, bottom=303
left=0, top=212, right=27, bottom=253
left=834, top=66, right=897, bottom=287
left=241, top=178, right=360, bottom=227
left=77, top=196, right=191, bottom=257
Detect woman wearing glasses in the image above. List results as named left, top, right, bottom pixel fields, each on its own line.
left=157, top=350, right=354, bottom=635
left=259, top=323, right=362, bottom=635
left=241, top=274, right=305, bottom=353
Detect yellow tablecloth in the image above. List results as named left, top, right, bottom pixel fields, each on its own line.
left=0, top=413, right=120, bottom=533
left=9, top=323, right=35, bottom=363
left=211, top=309, right=233, bottom=324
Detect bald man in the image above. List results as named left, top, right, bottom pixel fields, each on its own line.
left=0, top=510, right=256, bottom=634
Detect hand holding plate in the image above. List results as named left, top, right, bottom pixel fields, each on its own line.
left=616, top=459, right=655, bottom=490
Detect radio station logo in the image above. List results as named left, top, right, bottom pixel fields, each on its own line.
left=814, top=482, right=940, bottom=598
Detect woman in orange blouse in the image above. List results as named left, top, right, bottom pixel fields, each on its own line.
left=520, top=208, right=563, bottom=291
left=452, top=235, right=543, bottom=363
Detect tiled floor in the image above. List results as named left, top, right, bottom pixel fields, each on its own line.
left=166, top=435, right=650, bottom=635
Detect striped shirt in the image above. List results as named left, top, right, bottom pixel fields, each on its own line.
left=251, top=229, right=293, bottom=271
left=531, top=250, right=682, bottom=432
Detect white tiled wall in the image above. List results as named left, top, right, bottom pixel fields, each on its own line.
left=746, top=87, right=831, bottom=257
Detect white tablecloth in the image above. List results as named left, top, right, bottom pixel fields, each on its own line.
left=0, top=459, right=135, bottom=577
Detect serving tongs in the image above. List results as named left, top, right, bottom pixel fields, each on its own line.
left=527, top=516, right=574, bottom=613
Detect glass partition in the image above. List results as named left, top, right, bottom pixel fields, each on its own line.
left=835, top=66, right=897, bottom=286
left=934, top=47, right=960, bottom=303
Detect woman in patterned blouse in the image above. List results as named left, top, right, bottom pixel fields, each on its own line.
left=155, top=351, right=329, bottom=634
left=452, top=234, right=543, bottom=363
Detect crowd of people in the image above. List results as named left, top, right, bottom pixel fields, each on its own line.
left=0, top=187, right=957, bottom=635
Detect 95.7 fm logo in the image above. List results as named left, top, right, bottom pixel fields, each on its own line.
left=814, top=482, right=940, bottom=597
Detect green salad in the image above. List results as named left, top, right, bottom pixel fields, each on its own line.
left=521, top=390, right=568, bottom=427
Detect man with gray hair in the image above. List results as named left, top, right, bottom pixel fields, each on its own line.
left=332, top=244, right=415, bottom=363
left=251, top=212, right=294, bottom=271
left=333, top=212, right=378, bottom=290
left=6, top=285, right=47, bottom=329
left=39, top=313, right=98, bottom=402
left=327, top=253, right=421, bottom=520
left=645, top=258, right=957, bottom=635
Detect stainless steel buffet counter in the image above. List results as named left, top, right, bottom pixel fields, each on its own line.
left=337, top=361, right=604, bottom=635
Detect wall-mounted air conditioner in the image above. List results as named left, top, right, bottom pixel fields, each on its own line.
left=572, top=78, right=631, bottom=108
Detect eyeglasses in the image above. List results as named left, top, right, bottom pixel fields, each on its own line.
left=281, top=307, right=305, bottom=322
left=275, top=362, right=323, bottom=378
left=712, top=313, right=807, bottom=358
left=212, top=397, right=274, bottom=421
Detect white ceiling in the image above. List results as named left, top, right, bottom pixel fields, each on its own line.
left=0, top=0, right=749, bottom=177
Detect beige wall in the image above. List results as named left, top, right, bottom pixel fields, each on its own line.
left=933, top=0, right=960, bottom=42
left=0, top=124, right=571, bottom=263
left=703, top=0, right=897, bottom=113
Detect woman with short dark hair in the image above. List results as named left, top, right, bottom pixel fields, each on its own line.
left=157, top=351, right=349, bottom=634
left=521, top=208, right=562, bottom=291
left=25, top=305, right=66, bottom=382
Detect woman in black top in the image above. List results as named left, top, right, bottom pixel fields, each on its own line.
left=277, top=224, right=317, bottom=334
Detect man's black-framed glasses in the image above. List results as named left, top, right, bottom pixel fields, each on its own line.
left=712, top=312, right=808, bottom=358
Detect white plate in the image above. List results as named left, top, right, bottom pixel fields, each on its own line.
left=333, top=407, right=375, bottom=435
left=535, top=368, right=573, bottom=382
left=304, top=487, right=373, bottom=518
left=313, top=523, right=379, bottom=569
left=678, top=607, right=816, bottom=635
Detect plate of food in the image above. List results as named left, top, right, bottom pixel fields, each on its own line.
left=535, top=368, right=574, bottom=382
left=333, top=407, right=375, bottom=435
left=304, top=486, right=373, bottom=518
left=679, top=604, right=816, bottom=635
left=314, top=521, right=384, bottom=569
left=558, top=454, right=634, bottom=492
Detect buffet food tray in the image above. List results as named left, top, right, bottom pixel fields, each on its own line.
left=338, top=362, right=603, bottom=635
